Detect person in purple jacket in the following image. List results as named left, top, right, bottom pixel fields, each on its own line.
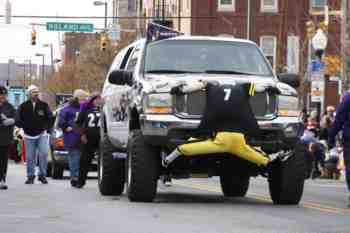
left=329, top=92, right=350, bottom=207
left=58, top=89, right=88, bottom=187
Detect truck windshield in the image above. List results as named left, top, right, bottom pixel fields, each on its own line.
left=144, top=40, right=273, bottom=76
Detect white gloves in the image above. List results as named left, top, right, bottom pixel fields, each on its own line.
left=1, top=113, right=15, bottom=126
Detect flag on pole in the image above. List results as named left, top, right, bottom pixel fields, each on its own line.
left=146, top=22, right=183, bottom=43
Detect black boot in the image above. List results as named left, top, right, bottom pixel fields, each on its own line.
left=76, top=180, right=85, bottom=189
left=38, top=176, right=48, bottom=184
left=0, top=180, right=8, bottom=190
left=70, top=179, right=78, bottom=188
left=25, top=176, right=35, bottom=184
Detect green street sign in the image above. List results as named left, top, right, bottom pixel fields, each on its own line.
left=46, top=22, right=94, bottom=32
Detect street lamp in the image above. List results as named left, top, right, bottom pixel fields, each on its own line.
left=93, top=1, right=108, bottom=30
left=18, top=59, right=32, bottom=88
left=43, top=43, right=54, bottom=73
left=35, top=53, right=45, bottom=89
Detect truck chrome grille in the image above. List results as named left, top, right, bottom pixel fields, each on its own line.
left=174, top=91, right=276, bottom=119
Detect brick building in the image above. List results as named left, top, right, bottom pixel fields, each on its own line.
left=144, top=0, right=348, bottom=110
left=63, top=33, right=98, bottom=64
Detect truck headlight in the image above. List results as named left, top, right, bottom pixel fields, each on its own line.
left=144, top=93, right=173, bottom=114
left=278, top=95, right=300, bottom=117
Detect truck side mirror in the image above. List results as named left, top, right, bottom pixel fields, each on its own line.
left=277, top=73, right=300, bottom=88
left=108, top=70, right=133, bottom=86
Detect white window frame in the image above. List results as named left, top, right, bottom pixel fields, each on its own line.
left=287, top=36, right=300, bottom=74
left=217, top=0, right=235, bottom=12
left=310, top=0, right=327, bottom=10
left=260, top=36, right=277, bottom=71
left=261, top=0, right=278, bottom=13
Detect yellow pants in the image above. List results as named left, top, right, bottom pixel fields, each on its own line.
left=178, top=132, right=269, bottom=166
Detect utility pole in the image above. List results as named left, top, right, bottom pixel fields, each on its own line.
left=104, top=2, right=108, bottom=30
left=7, top=59, right=11, bottom=87
left=247, top=0, right=251, bottom=40
left=28, top=60, right=32, bottom=85
left=5, top=0, right=11, bottom=24
left=162, top=0, right=165, bottom=22
left=340, top=0, right=347, bottom=94
left=23, top=62, right=26, bottom=88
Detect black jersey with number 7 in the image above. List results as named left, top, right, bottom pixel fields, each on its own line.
left=198, top=83, right=260, bottom=137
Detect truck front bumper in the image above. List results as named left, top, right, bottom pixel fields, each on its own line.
left=140, top=114, right=302, bottom=151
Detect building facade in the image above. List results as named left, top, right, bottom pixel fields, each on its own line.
left=63, top=33, right=98, bottom=64
left=0, top=61, right=38, bottom=87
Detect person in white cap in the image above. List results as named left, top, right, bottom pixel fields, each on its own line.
left=58, top=89, right=88, bottom=187
left=16, top=85, right=53, bottom=184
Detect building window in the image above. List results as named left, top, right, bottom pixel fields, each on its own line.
left=287, top=36, right=300, bottom=74
left=186, top=0, right=190, bottom=10
left=261, top=0, right=278, bottom=13
left=260, top=36, right=277, bottom=71
left=311, top=0, right=327, bottom=10
left=218, top=0, right=235, bottom=12
left=128, top=0, right=136, bottom=12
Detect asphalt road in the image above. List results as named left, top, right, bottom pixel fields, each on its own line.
left=1, top=163, right=350, bottom=233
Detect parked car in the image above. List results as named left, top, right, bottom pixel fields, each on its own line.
left=47, top=105, right=97, bottom=179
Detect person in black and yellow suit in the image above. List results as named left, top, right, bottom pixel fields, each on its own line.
left=164, top=81, right=272, bottom=167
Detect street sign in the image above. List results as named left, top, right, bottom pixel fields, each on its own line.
left=46, top=22, right=94, bottom=32
left=311, top=81, right=325, bottom=102
left=312, top=29, right=328, bottom=50
left=311, top=60, right=325, bottom=73
left=309, top=59, right=325, bottom=82
left=329, top=76, right=339, bottom=82
left=8, top=87, right=27, bottom=109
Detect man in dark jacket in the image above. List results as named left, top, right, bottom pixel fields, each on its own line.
left=329, top=92, right=350, bottom=207
left=0, top=86, right=15, bottom=190
left=76, top=93, right=102, bottom=188
left=58, top=89, right=88, bottom=187
left=16, top=85, right=53, bottom=184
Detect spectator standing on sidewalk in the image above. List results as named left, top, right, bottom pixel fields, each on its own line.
left=76, top=93, right=103, bottom=188
left=58, top=89, right=88, bottom=187
left=320, top=106, right=335, bottom=141
left=16, top=85, right=53, bottom=184
left=0, top=86, right=15, bottom=190
left=329, top=93, right=350, bottom=208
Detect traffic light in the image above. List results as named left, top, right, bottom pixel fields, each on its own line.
left=31, top=30, right=36, bottom=45
left=100, top=34, right=108, bottom=51
left=306, top=20, right=316, bottom=39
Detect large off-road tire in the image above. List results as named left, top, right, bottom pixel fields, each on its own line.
left=127, top=130, right=160, bottom=202
left=220, top=173, right=250, bottom=197
left=52, top=162, right=64, bottom=179
left=98, top=134, right=125, bottom=196
left=268, top=142, right=307, bottom=205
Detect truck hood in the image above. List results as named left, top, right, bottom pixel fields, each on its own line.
left=142, top=73, right=296, bottom=96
